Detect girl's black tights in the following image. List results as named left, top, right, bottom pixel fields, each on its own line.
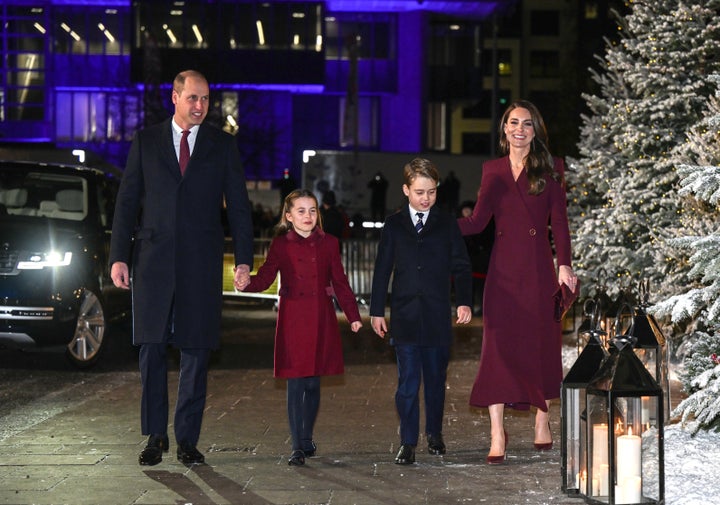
left=287, top=376, right=321, bottom=451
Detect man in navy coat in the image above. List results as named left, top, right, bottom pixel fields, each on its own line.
left=370, top=158, right=473, bottom=465
left=110, top=70, right=254, bottom=466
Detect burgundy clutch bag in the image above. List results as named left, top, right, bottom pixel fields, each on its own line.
left=553, top=280, right=580, bottom=322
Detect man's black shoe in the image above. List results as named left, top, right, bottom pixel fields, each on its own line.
left=427, top=434, right=446, bottom=455
left=138, top=434, right=169, bottom=466
left=177, top=444, right=205, bottom=465
left=394, top=444, right=416, bottom=465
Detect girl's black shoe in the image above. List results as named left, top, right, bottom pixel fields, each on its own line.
left=288, top=450, right=305, bottom=466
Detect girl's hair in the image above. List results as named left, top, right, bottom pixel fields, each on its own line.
left=274, top=189, right=323, bottom=236
left=403, top=157, right=440, bottom=187
left=498, top=100, right=562, bottom=195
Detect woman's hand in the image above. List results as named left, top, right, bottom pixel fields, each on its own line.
left=558, top=265, right=578, bottom=292
left=350, top=321, right=363, bottom=333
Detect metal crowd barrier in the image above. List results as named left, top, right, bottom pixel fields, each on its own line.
left=223, top=237, right=379, bottom=304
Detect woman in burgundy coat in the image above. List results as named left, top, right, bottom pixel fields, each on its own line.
left=458, top=100, right=578, bottom=465
left=241, top=189, right=362, bottom=466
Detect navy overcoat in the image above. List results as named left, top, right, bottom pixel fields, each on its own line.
left=109, top=118, right=254, bottom=348
left=370, top=206, right=473, bottom=346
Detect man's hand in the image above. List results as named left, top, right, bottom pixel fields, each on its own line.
left=111, top=262, right=131, bottom=289
left=456, top=305, right=472, bottom=324
left=233, top=264, right=251, bottom=291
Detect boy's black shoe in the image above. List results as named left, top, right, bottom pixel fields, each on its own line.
left=427, top=434, right=446, bottom=455
left=177, top=444, right=205, bottom=465
left=394, top=444, right=416, bottom=465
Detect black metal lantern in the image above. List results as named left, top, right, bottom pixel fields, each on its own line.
left=592, top=269, right=614, bottom=347
left=602, top=273, right=634, bottom=343
left=584, top=310, right=664, bottom=505
left=629, top=279, right=670, bottom=422
left=561, top=300, right=609, bottom=495
left=576, top=298, right=596, bottom=353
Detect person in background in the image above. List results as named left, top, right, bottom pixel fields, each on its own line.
left=370, top=157, right=473, bottom=465
left=319, top=190, right=347, bottom=250
left=368, top=171, right=389, bottom=222
left=239, top=189, right=363, bottom=466
left=457, top=100, right=577, bottom=465
left=110, top=70, right=254, bottom=466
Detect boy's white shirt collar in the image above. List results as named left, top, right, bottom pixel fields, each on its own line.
left=408, top=204, right=429, bottom=225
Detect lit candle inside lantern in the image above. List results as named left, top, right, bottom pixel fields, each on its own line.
left=616, top=426, right=642, bottom=479
left=592, top=423, right=609, bottom=497
left=578, top=470, right=587, bottom=493
left=599, top=463, right=609, bottom=495
left=592, top=423, right=608, bottom=466
left=624, top=475, right=642, bottom=503
left=615, top=484, right=625, bottom=504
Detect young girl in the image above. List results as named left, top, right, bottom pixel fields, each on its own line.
left=240, top=189, right=363, bottom=466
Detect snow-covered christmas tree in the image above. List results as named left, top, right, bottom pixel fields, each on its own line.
left=567, top=0, right=720, bottom=300
left=652, top=74, right=720, bottom=433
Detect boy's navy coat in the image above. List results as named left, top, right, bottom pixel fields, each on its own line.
left=370, top=206, right=473, bottom=346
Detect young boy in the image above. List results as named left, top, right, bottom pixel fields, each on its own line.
left=370, top=157, right=473, bottom=464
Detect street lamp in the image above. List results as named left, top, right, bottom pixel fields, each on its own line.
left=584, top=308, right=665, bottom=505
left=561, top=299, right=608, bottom=496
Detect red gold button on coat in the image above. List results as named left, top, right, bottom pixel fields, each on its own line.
left=529, top=228, right=537, bottom=236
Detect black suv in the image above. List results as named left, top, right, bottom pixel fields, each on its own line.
left=0, top=160, right=130, bottom=367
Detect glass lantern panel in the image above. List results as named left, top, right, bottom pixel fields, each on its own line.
left=563, top=386, right=587, bottom=494
left=633, top=348, right=658, bottom=381
left=612, top=396, right=662, bottom=504
left=587, top=395, right=611, bottom=499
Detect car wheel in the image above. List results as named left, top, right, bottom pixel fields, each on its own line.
left=66, top=289, right=106, bottom=368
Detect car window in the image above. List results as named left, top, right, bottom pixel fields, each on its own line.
left=0, top=171, right=88, bottom=221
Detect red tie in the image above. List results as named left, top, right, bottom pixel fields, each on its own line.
left=179, top=129, right=190, bottom=175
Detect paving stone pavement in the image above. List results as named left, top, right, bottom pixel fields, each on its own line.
left=0, top=303, right=591, bottom=505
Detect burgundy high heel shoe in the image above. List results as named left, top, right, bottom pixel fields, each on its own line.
left=486, top=430, right=509, bottom=465
left=534, top=423, right=553, bottom=451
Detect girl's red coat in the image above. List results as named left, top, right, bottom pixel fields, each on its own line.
left=245, top=228, right=361, bottom=378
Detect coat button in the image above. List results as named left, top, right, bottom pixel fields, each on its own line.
left=529, top=228, right=537, bottom=236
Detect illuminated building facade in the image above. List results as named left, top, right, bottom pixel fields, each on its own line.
left=0, top=1, right=617, bottom=179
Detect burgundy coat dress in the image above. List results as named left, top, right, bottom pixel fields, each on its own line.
left=244, top=228, right=361, bottom=379
left=458, top=156, right=572, bottom=411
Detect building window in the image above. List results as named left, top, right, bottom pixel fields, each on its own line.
left=134, top=1, right=322, bottom=51
left=529, top=50, right=560, bottom=78
left=51, top=7, right=129, bottom=56
left=462, top=132, right=491, bottom=155
left=481, top=49, right=513, bottom=76
left=340, top=95, right=378, bottom=148
left=530, top=10, right=560, bottom=37
left=461, top=90, right=512, bottom=118
left=324, top=13, right=394, bottom=60
left=427, top=102, right=447, bottom=151
left=55, top=90, right=141, bottom=142
left=1, top=6, right=48, bottom=121
left=429, top=22, right=480, bottom=67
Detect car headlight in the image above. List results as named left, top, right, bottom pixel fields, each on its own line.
left=17, top=251, right=73, bottom=269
